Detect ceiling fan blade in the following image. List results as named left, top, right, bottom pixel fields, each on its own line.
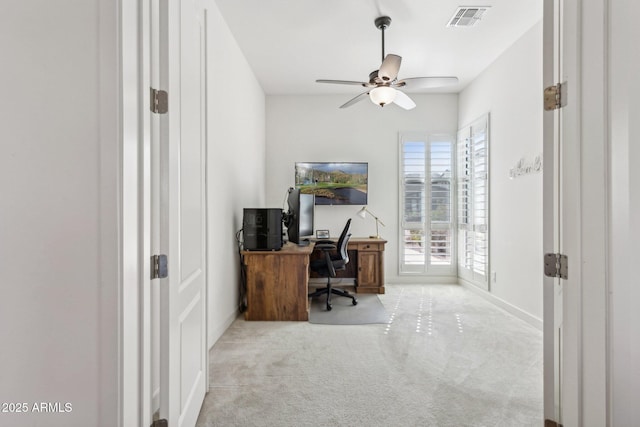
left=393, top=90, right=416, bottom=110
left=378, top=54, right=402, bottom=82
left=393, top=76, right=459, bottom=89
left=339, top=91, right=370, bottom=109
left=316, top=79, right=368, bottom=86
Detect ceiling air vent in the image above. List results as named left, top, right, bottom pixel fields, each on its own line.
left=447, top=7, right=491, bottom=28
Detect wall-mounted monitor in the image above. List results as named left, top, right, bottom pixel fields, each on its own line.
left=295, top=162, right=368, bottom=205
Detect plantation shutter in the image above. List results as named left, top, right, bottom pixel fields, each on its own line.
left=429, top=140, right=453, bottom=266
left=400, top=133, right=454, bottom=274
left=401, top=139, right=426, bottom=271
left=457, top=115, right=489, bottom=288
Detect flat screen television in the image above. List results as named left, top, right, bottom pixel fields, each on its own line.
left=284, top=187, right=315, bottom=245
left=295, top=162, right=368, bottom=205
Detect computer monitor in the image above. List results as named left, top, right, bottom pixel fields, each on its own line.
left=284, top=187, right=314, bottom=245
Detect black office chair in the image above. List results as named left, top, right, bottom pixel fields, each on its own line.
left=308, top=218, right=358, bottom=311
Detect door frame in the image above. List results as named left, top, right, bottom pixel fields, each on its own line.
left=542, top=0, right=610, bottom=425
left=118, top=0, right=612, bottom=425
left=120, top=0, right=146, bottom=425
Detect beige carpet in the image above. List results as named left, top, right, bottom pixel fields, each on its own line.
left=197, top=284, right=543, bottom=427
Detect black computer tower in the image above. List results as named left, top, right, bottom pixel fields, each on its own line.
left=242, top=208, right=283, bottom=251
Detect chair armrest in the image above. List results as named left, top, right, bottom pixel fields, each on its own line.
left=314, top=239, right=335, bottom=245
left=314, top=243, right=337, bottom=251
left=323, top=250, right=336, bottom=276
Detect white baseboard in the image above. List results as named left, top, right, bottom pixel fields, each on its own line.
left=208, top=308, right=241, bottom=350
left=458, top=278, right=543, bottom=331
left=391, top=276, right=459, bottom=284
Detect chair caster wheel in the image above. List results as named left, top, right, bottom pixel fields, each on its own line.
left=352, top=299, right=358, bottom=306
left=327, top=304, right=332, bottom=311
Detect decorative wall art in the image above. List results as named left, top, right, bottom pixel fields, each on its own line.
left=509, top=154, right=543, bottom=179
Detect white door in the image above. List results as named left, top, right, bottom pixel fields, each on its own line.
left=542, top=0, right=563, bottom=423
left=143, top=0, right=166, bottom=424
left=544, top=0, right=607, bottom=426
left=158, top=0, right=208, bottom=425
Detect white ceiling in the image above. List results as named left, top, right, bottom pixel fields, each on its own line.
left=214, top=0, right=542, bottom=95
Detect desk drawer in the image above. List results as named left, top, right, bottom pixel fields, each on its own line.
left=356, top=242, right=383, bottom=251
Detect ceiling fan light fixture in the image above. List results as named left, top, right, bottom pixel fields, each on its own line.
left=316, top=15, right=459, bottom=110
left=369, top=86, right=396, bottom=107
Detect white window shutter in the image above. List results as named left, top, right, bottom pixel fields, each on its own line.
left=400, top=133, right=454, bottom=274
left=457, top=115, right=489, bottom=288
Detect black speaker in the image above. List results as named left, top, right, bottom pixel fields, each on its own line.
left=242, top=208, right=283, bottom=251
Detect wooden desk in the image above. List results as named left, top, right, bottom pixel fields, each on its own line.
left=310, top=237, right=387, bottom=294
left=348, top=238, right=387, bottom=294
left=242, top=242, right=314, bottom=321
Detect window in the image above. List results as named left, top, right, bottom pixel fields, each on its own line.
left=399, top=133, right=455, bottom=274
left=457, top=115, right=489, bottom=289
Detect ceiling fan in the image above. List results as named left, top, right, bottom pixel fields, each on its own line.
left=316, top=16, right=459, bottom=110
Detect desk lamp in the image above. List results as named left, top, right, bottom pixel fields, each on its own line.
left=357, top=206, right=385, bottom=238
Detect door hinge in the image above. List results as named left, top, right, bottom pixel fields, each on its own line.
left=544, top=253, right=568, bottom=279
left=151, top=419, right=168, bottom=427
left=150, top=87, right=168, bottom=114
left=544, top=82, right=567, bottom=111
left=151, top=254, right=168, bottom=279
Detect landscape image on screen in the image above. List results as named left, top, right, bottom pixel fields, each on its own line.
left=295, top=162, right=368, bottom=205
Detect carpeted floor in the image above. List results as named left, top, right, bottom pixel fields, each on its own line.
left=196, top=284, right=543, bottom=427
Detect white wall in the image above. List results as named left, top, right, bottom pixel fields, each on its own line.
left=265, top=94, right=458, bottom=283
left=0, top=1, right=119, bottom=426
left=609, top=1, right=640, bottom=423
left=458, top=21, right=543, bottom=322
left=205, top=2, right=266, bottom=346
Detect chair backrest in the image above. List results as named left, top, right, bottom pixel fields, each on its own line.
left=336, top=218, right=352, bottom=264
